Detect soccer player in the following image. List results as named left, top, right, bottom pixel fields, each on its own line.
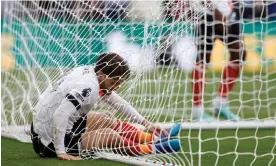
left=191, top=1, right=246, bottom=121
left=31, top=52, right=181, bottom=160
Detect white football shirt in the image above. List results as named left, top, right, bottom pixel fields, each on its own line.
left=33, top=65, right=99, bottom=154
left=33, top=65, right=146, bottom=154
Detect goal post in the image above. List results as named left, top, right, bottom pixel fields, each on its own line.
left=1, top=1, right=276, bottom=166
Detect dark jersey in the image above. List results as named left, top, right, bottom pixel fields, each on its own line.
left=196, top=1, right=244, bottom=56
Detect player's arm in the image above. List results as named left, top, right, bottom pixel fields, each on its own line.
left=53, top=93, right=81, bottom=160
left=53, top=88, right=91, bottom=160
left=102, top=91, right=168, bottom=137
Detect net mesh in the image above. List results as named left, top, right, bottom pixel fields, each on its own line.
left=1, top=1, right=276, bottom=165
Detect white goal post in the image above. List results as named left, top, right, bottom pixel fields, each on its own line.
left=1, top=1, right=276, bottom=166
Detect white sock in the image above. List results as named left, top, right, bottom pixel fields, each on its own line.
left=192, top=105, right=204, bottom=118
left=213, top=96, right=229, bottom=109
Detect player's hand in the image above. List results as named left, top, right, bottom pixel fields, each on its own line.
left=148, top=124, right=169, bottom=137
left=57, top=153, right=80, bottom=160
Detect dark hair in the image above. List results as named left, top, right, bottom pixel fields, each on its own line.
left=94, top=52, right=130, bottom=80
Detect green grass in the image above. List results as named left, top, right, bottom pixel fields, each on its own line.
left=1, top=137, right=129, bottom=166
left=122, top=68, right=276, bottom=121
left=2, top=129, right=276, bottom=166
left=2, top=68, right=276, bottom=165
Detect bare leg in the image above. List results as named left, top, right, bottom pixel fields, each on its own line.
left=85, top=111, right=117, bottom=132
left=81, top=128, right=153, bottom=155
left=81, top=128, right=123, bottom=150
left=85, top=112, right=154, bottom=144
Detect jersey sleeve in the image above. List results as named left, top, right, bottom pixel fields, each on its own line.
left=67, top=86, right=93, bottom=109
left=53, top=98, right=77, bottom=154
left=53, top=84, right=94, bottom=154
left=53, top=79, right=97, bottom=154
left=102, top=91, right=145, bottom=124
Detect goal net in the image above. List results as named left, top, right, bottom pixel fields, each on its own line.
left=1, top=1, right=275, bottom=165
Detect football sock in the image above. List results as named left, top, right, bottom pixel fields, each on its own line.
left=218, top=63, right=240, bottom=98
left=193, top=105, right=204, bottom=118
left=114, top=137, right=152, bottom=155
left=192, top=64, right=205, bottom=106
left=118, top=138, right=181, bottom=156
left=113, top=120, right=156, bottom=143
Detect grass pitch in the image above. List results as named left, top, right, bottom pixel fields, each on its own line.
left=2, top=129, right=276, bottom=166
left=2, top=69, right=276, bottom=165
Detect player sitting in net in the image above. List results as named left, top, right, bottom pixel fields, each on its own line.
left=192, top=1, right=246, bottom=121
left=31, top=52, right=181, bottom=160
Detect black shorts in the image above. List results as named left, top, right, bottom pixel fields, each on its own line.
left=196, top=14, right=242, bottom=53
left=31, top=116, right=87, bottom=157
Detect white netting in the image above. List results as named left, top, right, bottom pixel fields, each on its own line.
left=1, top=1, right=276, bottom=166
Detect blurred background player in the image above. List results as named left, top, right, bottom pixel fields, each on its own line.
left=191, top=1, right=246, bottom=121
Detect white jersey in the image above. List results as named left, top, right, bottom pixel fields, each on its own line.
left=33, top=65, right=146, bottom=155
left=33, top=66, right=99, bottom=153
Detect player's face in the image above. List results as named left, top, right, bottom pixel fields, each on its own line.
left=103, top=76, right=124, bottom=92
left=99, top=73, right=124, bottom=94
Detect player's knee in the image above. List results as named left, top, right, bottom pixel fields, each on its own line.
left=96, top=111, right=117, bottom=128
left=87, top=112, right=116, bottom=128
left=102, top=111, right=115, bottom=119
left=87, top=111, right=112, bottom=119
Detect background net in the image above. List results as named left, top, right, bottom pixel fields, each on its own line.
left=1, top=1, right=276, bottom=166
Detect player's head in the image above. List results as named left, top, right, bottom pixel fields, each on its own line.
left=95, top=52, right=130, bottom=94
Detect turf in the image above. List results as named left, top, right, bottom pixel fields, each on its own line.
left=2, top=129, right=276, bottom=166
left=2, top=69, right=276, bottom=165
left=1, top=137, right=129, bottom=166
